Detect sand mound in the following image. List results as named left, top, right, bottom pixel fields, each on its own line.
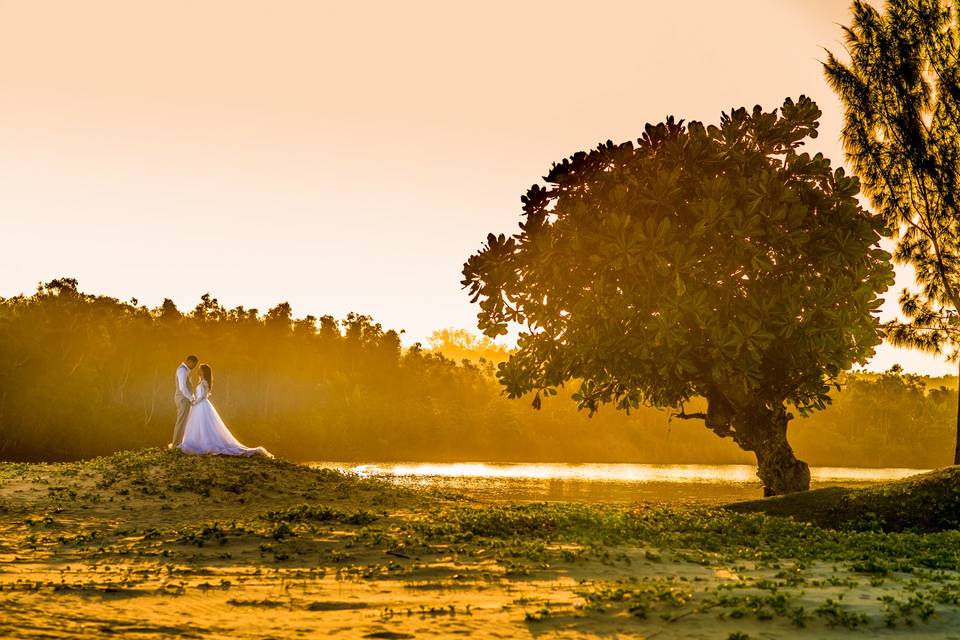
left=728, top=466, right=960, bottom=532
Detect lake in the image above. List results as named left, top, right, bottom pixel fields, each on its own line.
left=310, top=462, right=927, bottom=504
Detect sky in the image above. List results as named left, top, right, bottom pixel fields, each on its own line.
left=0, top=0, right=952, bottom=375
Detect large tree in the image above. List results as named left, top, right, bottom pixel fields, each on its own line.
left=462, top=97, right=894, bottom=495
left=824, top=0, right=960, bottom=465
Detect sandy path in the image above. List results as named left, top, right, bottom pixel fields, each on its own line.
left=4, top=562, right=960, bottom=639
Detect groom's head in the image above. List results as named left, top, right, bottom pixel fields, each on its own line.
left=185, top=355, right=199, bottom=369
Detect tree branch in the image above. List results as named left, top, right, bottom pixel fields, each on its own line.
left=671, top=410, right=707, bottom=421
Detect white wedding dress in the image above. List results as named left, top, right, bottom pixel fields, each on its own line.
left=178, top=380, right=272, bottom=457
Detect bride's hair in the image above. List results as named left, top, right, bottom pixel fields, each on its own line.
left=199, top=363, right=212, bottom=388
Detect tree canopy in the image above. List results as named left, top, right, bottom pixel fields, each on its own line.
left=824, top=0, right=960, bottom=463
left=463, top=97, right=895, bottom=495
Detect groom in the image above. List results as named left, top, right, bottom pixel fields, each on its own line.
left=170, top=355, right=199, bottom=449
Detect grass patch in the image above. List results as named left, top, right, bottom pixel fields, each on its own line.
left=728, top=466, right=960, bottom=532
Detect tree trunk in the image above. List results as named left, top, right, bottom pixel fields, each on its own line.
left=753, top=429, right=811, bottom=497
left=731, top=403, right=810, bottom=496
left=954, top=360, right=960, bottom=466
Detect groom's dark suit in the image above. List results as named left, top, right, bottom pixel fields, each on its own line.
left=172, top=362, right=194, bottom=447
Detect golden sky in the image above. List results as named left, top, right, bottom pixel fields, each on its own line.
left=0, top=0, right=949, bottom=374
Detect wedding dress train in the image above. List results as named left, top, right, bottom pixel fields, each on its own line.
left=178, top=380, right=272, bottom=457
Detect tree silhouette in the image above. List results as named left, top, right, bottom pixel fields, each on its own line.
left=463, top=98, right=894, bottom=495
left=824, top=0, right=960, bottom=464
left=3, top=277, right=954, bottom=472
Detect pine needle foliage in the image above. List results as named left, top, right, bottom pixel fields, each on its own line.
left=824, top=0, right=960, bottom=462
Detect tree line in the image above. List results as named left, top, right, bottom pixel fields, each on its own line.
left=0, top=278, right=953, bottom=468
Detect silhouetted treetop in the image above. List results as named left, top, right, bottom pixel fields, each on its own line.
left=463, top=97, right=895, bottom=495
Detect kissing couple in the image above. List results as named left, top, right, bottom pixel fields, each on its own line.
left=170, top=355, right=272, bottom=457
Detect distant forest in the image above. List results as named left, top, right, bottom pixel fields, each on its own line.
left=0, top=278, right=954, bottom=468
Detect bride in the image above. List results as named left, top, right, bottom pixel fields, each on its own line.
left=179, top=364, right=273, bottom=457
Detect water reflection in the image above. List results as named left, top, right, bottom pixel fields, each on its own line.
left=309, top=462, right=927, bottom=504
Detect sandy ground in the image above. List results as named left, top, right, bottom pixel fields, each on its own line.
left=1, top=451, right=959, bottom=639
